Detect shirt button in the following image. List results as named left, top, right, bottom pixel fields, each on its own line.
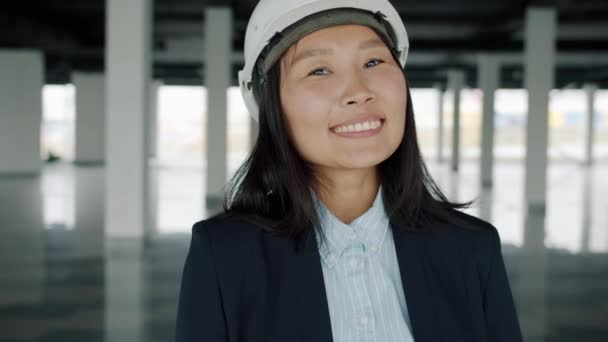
left=359, top=314, right=369, bottom=326
left=327, top=253, right=335, bottom=263
left=350, top=257, right=364, bottom=271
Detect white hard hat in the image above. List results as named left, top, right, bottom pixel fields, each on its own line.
left=238, top=0, right=410, bottom=122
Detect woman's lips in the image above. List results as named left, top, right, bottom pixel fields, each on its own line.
left=330, top=119, right=384, bottom=138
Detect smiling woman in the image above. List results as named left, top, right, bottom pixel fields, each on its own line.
left=175, top=1, right=524, bottom=342
left=279, top=25, right=406, bottom=188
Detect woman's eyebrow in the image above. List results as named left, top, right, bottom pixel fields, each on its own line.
left=291, top=38, right=385, bottom=66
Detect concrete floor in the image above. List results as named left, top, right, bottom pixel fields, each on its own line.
left=0, top=160, right=607, bottom=341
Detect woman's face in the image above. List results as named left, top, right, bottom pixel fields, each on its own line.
left=279, top=24, right=407, bottom=172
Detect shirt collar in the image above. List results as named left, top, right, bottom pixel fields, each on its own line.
left=311, top=184, right=390, bottom=269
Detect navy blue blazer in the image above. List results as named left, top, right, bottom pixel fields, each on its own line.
left=175, top=209, right=523, bottom=342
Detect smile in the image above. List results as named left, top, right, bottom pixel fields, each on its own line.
left=330, top=119, right=384, bottom=138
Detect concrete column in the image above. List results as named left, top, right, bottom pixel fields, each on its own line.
left=74, top=167, right=104, bottom=258
left=583, top=83, right=597, bottom=166
left=74, top=72, right=105, bottom=165
left=518, top=210, right=548, bottom=341
left=434, top=83, right=444, bottom=163
left=478, top=55, right=499, bottom=188
left=104, top=240, right=144, bottom=341
left=447, top=70, right=464, bottom=172
left=105, top=0, right=152, bottom=238
left=0, top=50, right=43, bottom=175
left=479, top=188, right=493, bottom=222
left=523, top=7, right=556, bottom=213
left=449, top=170, right=460, bottom=202
left=250, top=116, right=259, bottom=152
left=149, top=80, right=162, bottom=159
left=580, top=168, right=592, bottom=253
left=204, top=7, right=232, bottom=212
left=520, top=7, right=555, bottom=340
left=0, top=177, right=44, bottom=307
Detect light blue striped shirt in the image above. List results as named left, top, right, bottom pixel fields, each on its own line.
left=311, top=185, right=415, bottom=342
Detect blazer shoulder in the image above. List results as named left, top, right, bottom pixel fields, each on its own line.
left=431, top=208, right=500, bottom=241
left=425, top=208, right=503, bottom=264
left=190, top=212, right=280, bottom=256
left=194, top=211, right=262, bottom=231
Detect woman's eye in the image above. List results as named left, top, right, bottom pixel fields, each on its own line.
left=307, top=59, right=384, bottom=76
left=308, top=68, right=329, bottom=76
left=365, top=58, right=384, bottom=68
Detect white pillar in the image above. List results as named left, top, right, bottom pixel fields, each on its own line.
left=105, top=0, right=152, bottom=238
left=583, top=83, right=597, bottom=166
left=0, top=178, right=44, bottom=307
left=478, top=188, right=493, bottom=222
left=204, top=7, right=232, bottom=212
left=447, top=70, right=464, bottom=172
left=104, top=240, right=144, bottom=342
left=147, top=81, right=160, bottom=236
left=149, top=80, right=162, bottom=159
left=478, top=55, right=499, bottom=188
left=434, top=83, right=444, bottom=163
left=520, top=7, right=555, bottom=340
left=250, top=116, right=259, bottom=152
left=518, top=210, right=548, bottom=341
left=74, top=72, right=105, bottom=165
left=0, top=50, right=43, bottom=175
left=75, top=167, right=104, bottom=258
left=523, top=7, right=556, bottom=213
left=580, top=168, right=592, bottom=253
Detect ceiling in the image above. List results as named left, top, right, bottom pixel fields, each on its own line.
left=2, top=0, right=608, bottom=88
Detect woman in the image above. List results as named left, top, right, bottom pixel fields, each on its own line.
left=176, top=0, right=523, bottom=341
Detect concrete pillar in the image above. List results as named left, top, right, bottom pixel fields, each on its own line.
left=74, top=167, right=104, bottom=258
left=580, top=167, right=592, bottom=253
left=518, top=210, right=548, bottom=341
left=0, top=50, right=43, bottom=175
left=105, top=0, right=152, bottom=238
left=250, top=116, right=259, bottom=152
left=147, top=81, right=160, bottom=237
left=104, top=240, right=144, bottom=341
left=520, top=7, right=555, bottom=340
left=447, top=70, right=464, bottom=172
left=449, top=170, right=460, bottom=202
left=204, top=7, right=232, bottom=212
left=434, top=83, right=444, bottom=163
left=149, top=80, right=162, bottom=159
left=583, top=83, right=597, bottom=166
left=74, top=72, right=105, bottom=165
left=479, top=188, right=493, bottom=222
left=523, top=7, right=556, bottom=214
left=0, top=177, right=44, bottom=307
left=478, top=55, right=499, bottom=188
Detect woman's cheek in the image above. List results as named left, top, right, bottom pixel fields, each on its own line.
left=300, top=80, right=336, bottom=97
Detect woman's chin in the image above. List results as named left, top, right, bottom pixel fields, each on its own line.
left=336, top=154, right=388, bottom=170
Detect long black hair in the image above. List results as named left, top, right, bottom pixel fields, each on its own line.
left=219, top=40, right=474, bottom=253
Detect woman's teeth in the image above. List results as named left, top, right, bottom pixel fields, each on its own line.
left=333, top=119, right=382, bottom=133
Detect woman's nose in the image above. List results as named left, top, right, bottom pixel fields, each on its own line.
left=341, top=71, right=375, bottom=106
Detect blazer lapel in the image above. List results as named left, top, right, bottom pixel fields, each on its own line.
left=289, top=234, right=334, bottom=341
left=391, top=221, right=439, bottom=342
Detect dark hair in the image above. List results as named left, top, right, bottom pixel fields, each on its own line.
left=220, top=41, right=474, bottom=253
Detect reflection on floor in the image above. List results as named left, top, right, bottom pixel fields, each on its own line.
left=0, top=160, right=606, bottom=341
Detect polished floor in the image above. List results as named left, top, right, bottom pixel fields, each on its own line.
left=0, top=159, right=607, bottom=341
